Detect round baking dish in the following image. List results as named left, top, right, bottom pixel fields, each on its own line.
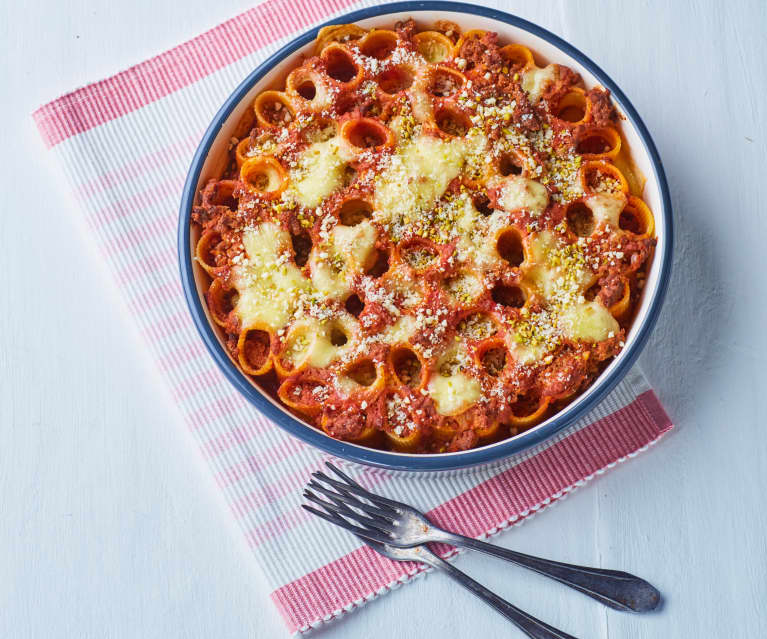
left=178, top=1, right=672, bottom=471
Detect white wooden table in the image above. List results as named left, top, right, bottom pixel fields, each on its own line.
left=2, top=1, right=765, bottom=637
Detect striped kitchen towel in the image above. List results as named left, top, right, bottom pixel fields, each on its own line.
left=32, top=0, right=673, bottom=634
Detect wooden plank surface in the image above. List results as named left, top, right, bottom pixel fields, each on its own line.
left=1, top=1, right=765, bottom=637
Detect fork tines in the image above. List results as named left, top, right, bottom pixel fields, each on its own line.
left=301, top=462, right=399, bottom=542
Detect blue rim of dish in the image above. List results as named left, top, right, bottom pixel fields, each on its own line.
left=178, top=1, right=673, bottom=472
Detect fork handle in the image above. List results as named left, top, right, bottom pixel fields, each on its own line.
left=423, top=549, right=580, bottom=639
left=442, top=533, right=660, bottom=613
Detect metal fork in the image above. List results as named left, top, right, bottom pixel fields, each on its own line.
left=349, top=536, right=580, bottom=639
left=303, top=462, right=661, bottom=613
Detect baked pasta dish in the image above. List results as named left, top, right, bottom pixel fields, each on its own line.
left=192, top=19, right=656, bottom=453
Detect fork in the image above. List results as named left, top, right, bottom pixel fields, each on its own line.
left=303, top=462, right=661, bottom=613
left=352, top=536, right=580, bottom=639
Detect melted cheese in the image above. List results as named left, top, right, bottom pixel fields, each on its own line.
left=333, top=219, right=377, bottom=272
left=281, top=321, right=313, bottom=366
left=282, top=315, right=358, bottom=369
left=234, top=223, right=311, bottom=331
left=308, top=252, right=350, bottom=301
left=559, top=301, right=618, bottom=341
left=457, top=234, right=502, bottom=270
left=288, top=137, right=350, bottom=208
left=451, top=196, right=505, bottom=269
left=491, top=226, right=623, bottom=364
left=505, top=330, right=549, bottom=365
left=496, top=175, right=549, bottom=216
left=453, top=196, right=481, bottom=235
left=443, top=270, right=484, bottom=304
left=521, top=64, right=557, bottom=103
left=426, top=343, right=480, bottom=415
left=309, top=316, right=357, bottom=367
left=524, top=231, right=593, bottom=297
left=427, top=372, right=481, bottom=416
left=586, top=193, right=627, bottom=229
left=335, top=375, right=359, bottom=396
left=308, top=219, right=378, bottom=301
left=374, top=133, right=468, bottom=223
left=525, top=229, right=555, bottom=263
left=383, top=265, right=424, bottom=309
left=384, top=314, right=417, bottom=344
